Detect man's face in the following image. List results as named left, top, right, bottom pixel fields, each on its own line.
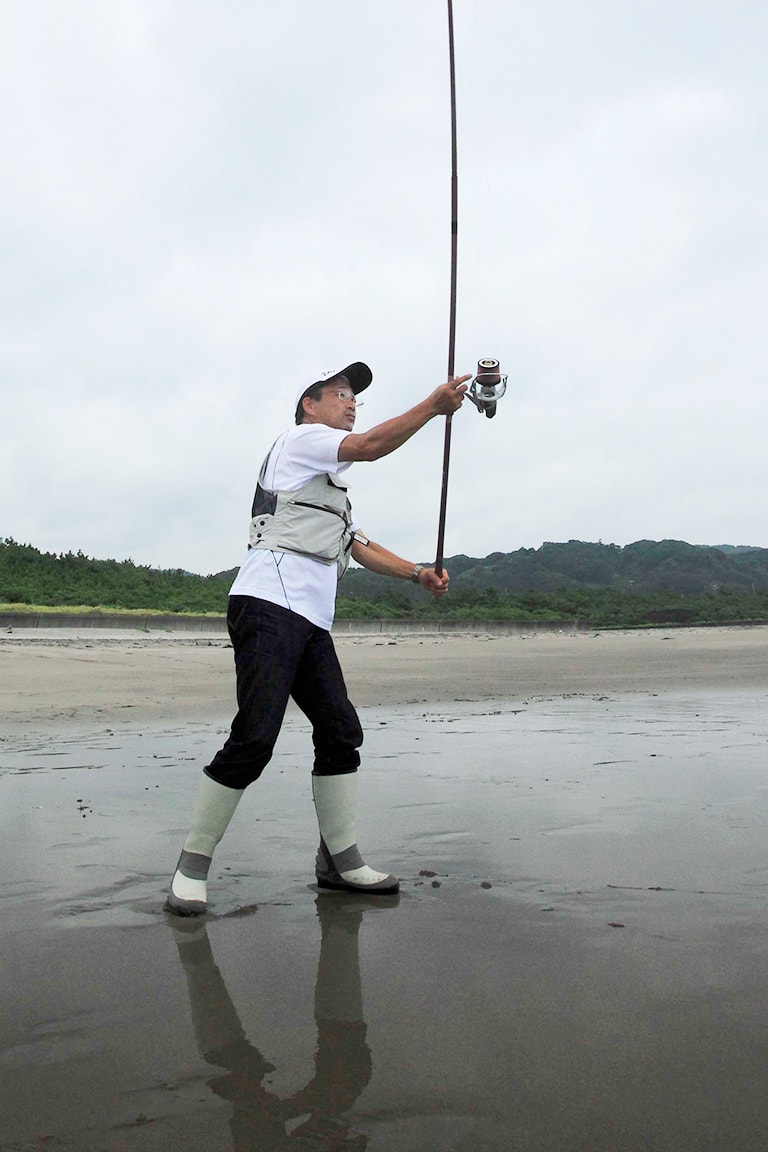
left=303, top=376, right=358, bottom=431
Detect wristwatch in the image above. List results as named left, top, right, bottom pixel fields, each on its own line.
left=411, top=564, right=425, bottom=584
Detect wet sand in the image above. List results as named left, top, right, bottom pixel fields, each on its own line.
left=2, top=626, right=768, bottom=1149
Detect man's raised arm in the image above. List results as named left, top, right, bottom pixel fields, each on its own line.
left=338, top=376, right=470, bottom=463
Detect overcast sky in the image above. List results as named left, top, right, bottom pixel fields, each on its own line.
left=2, top=0, right=766, bottom=576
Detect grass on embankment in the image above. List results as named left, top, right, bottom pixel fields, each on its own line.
left=0, top=603, right=224, bottom=617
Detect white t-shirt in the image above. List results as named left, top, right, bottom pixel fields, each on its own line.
left=229, top=424, right=356, bottom=630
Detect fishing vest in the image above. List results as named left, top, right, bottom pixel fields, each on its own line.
left=248, top=459, right=355, bottom=579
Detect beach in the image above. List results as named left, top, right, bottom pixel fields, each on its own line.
left=2, top=624, right=768, bottom=1150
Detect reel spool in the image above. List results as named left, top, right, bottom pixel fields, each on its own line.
left=466, top=358, right=507, bottom=418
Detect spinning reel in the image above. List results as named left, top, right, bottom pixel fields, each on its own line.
left=466, top=358, right=507, bottom=419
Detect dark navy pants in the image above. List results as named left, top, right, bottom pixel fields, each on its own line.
left=205, top=596, right=363, bottom=790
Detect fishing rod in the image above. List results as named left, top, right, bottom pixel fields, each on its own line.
left=434, top=0, right=507, bottom=579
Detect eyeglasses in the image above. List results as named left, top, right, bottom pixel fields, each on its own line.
left=328, top=389, right=363, bottom=407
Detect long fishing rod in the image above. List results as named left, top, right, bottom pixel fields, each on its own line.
left=433, top=0, right=458, bottom=580
left=434, top=0, right=507, bottom=579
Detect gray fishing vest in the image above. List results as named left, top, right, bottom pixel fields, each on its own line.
left=248, top=452, right=355, bottom=579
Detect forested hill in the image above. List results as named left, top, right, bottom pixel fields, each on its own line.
left=344, top=539, right=768, bottom=599
left=2, top=536, right=768, bottom=626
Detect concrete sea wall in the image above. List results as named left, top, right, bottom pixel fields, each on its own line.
left=0, top=612, right=590, bottom=636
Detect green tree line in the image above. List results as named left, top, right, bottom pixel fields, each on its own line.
left=0, top=538, right=228, bottom=614
left=3, top=536, right=768, bottom=627
left=337, top=585, right=768, bottom=628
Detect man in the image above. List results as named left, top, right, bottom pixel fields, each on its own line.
left=167, top=361, right=470, bottom=916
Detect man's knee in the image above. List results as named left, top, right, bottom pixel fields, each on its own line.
left=205, top=746, right=271, bottom=790
left=312, top=748, right=361, bottom=776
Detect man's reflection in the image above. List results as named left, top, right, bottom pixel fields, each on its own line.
left=171, top=893, right=397, bottom=1150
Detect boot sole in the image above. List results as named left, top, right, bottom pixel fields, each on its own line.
left=316, top=875, right=400, bottom=895
left=165, top=893, right=207, bottom=917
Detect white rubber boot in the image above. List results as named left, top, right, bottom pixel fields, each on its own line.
left=312, top=773, right=399, bottom=894
left=166, top=774, right=244, bottom=916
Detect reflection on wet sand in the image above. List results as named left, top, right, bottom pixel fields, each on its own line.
left=171, top=893, right=397, bottom=1150
left=4, top=681, right=768, bottom=1150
